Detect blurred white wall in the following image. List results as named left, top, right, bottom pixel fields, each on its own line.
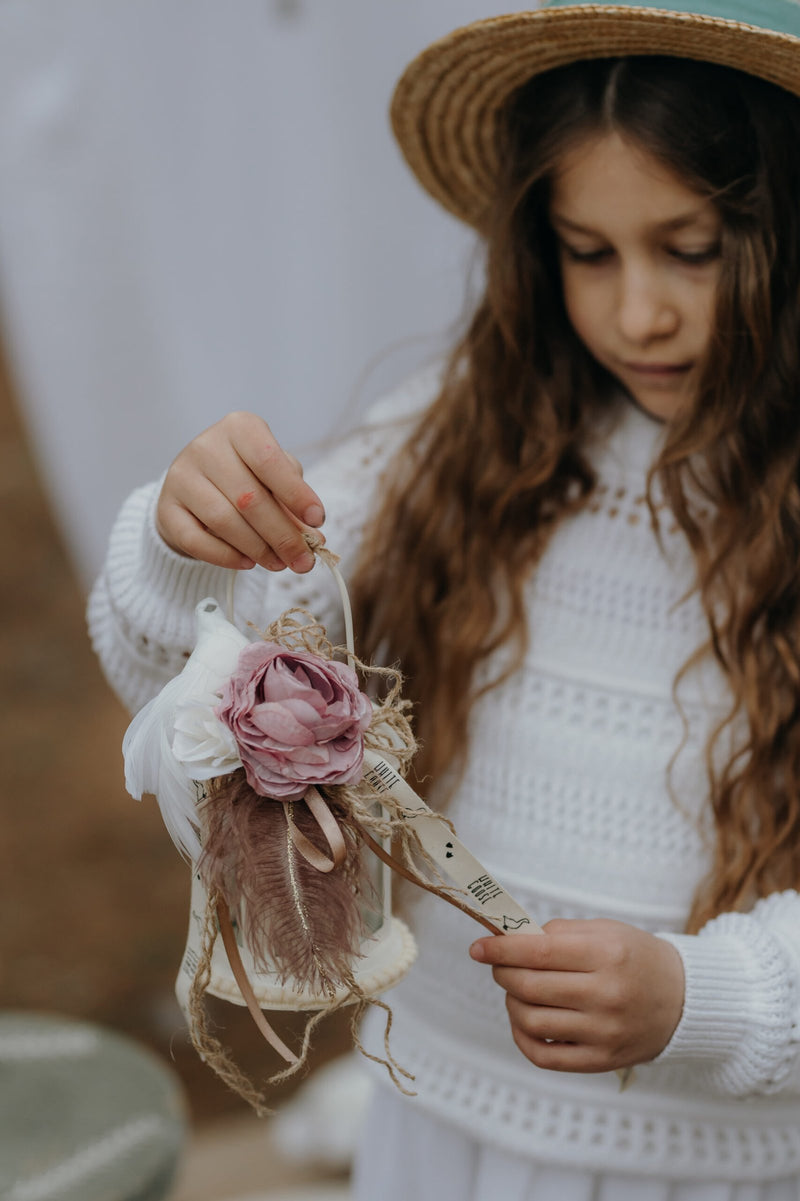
left=0, top=0, right=539, bottom=585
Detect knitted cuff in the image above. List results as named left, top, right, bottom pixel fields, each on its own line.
left=138, top=479, right=233, bottom=613
left=652, top=921, right=796, bottom=1095
left=88, top=481, right=233, bottom=713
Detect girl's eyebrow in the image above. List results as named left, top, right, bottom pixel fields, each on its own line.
left=550, top=209, right=714, bottom=235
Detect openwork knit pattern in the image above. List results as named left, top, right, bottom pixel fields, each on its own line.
left=88, top=369, right=800, bottom=1182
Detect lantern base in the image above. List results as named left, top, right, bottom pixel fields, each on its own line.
left=175, top=873, right=417, bottom=1020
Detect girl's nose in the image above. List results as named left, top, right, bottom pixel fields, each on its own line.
left=616, top=268, right=678, bottom=345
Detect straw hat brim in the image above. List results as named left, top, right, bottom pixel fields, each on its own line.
left=390, top=6, right=800, bottom=230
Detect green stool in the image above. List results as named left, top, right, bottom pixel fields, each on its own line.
left=0, top=1013, right=187, bottom=1201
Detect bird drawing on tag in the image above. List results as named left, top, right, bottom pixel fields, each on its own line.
left=502, top=916, right=530, bottom=932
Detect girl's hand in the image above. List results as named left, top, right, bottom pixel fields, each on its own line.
left=470, top=918, right=684, bottom=1074
left=155, top=411, right=326, bottom=573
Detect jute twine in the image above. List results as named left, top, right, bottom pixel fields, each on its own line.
left=187, top=895, right=413, bottom=1115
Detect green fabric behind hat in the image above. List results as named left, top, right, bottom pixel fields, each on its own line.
left=543, top=0, right=800, bottom=38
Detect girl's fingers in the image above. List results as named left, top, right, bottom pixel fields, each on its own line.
left=510, top=1027, right=616, bottom=1074
left=158, top=413, right=326, bottom=571
left=491, top=965, right=592, bottom=1009
left=164, top=457, right=316, bottom=571
left=505, top=995, right=600, bottom=1045
left=284, top=451, right=304, bottom=477
left=505, top=996, right=624, bottom=1072
left=162, top=474, right=269, bottom=562
left=471, top=932, right=599, bottom=972
left=218, top=478, right=314, bottom=570
left=160, top=504, right=261, bottom=571
left=195, top=432, right=321, bottom=569
left=225, top=413, right=324, bottom=529
left=159, top=478, right=288, bottom=571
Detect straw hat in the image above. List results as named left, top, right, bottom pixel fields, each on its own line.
left=391, top=0, right=800, bottom=230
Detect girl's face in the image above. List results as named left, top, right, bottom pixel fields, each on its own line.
left=549, top=131, right=722, bottom=421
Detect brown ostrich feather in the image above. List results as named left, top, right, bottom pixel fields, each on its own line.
left=197, top=770, right=373, bottom=997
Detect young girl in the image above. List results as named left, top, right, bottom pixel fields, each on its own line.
left=89, top=2, right=800, bottom=1197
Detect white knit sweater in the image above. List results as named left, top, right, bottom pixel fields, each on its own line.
left=88, top=369, right=800, bottom=1183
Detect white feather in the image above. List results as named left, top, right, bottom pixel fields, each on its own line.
left=122, top=597, right=250, bottom=860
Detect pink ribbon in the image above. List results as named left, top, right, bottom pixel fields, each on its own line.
left=285, top=785, right=347, bottom=873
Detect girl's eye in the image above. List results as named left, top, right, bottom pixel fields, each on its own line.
left=559, top=241, right=721, bottom=265
left=560, top=244, right=613, bottom=264
left=669, top=244, right=721, bottom=265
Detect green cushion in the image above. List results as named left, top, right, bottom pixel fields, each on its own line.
left=0, top=1013, right=186, bottom=1201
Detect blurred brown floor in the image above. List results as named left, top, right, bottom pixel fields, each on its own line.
left=0, top=345, right=351, bottom=1128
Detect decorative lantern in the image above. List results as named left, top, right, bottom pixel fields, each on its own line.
left=123, top=544, right=538, bottom=1110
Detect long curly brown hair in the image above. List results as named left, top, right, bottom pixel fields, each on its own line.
left=351, top=56, right=800, bottom=933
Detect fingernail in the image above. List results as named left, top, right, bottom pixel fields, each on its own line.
left=304, top=503, right=325, bottom=527
left=290, top=551, right=315, bottom=573
left=469, top=941, right=486, bottom=962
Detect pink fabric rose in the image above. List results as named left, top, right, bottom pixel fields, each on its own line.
left=216, top=642, right=372, bottom=800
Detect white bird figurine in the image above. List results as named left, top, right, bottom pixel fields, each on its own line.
left=122, top=597, right=250, bottom=860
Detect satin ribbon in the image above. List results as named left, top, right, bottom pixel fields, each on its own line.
left=216, top=896, right=299, bottom=1065
left=285, top=785, right=346, bottom=873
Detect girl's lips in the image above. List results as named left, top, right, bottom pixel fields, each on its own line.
left=623, top=361, right=692, bottom=375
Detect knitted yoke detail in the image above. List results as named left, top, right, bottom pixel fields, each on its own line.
left=88, top=372, right=800, bottom=1182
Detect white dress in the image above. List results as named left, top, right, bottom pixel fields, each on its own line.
left=354, top=1085, right=800, bottom=1201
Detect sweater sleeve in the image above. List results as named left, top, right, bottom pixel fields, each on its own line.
left=87, top=367, right=440, bottom=715
left=652, top=890, right=800, bottom=1096
left=86, top=478, right=235, bottom=714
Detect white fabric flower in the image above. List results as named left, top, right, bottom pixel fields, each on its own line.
left=124, top=596, right=250, bottom=860
left=172, top=692, right=243, bottom=780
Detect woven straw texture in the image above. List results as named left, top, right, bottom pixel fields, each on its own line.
left=390, top=6, right=800, bottom=230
